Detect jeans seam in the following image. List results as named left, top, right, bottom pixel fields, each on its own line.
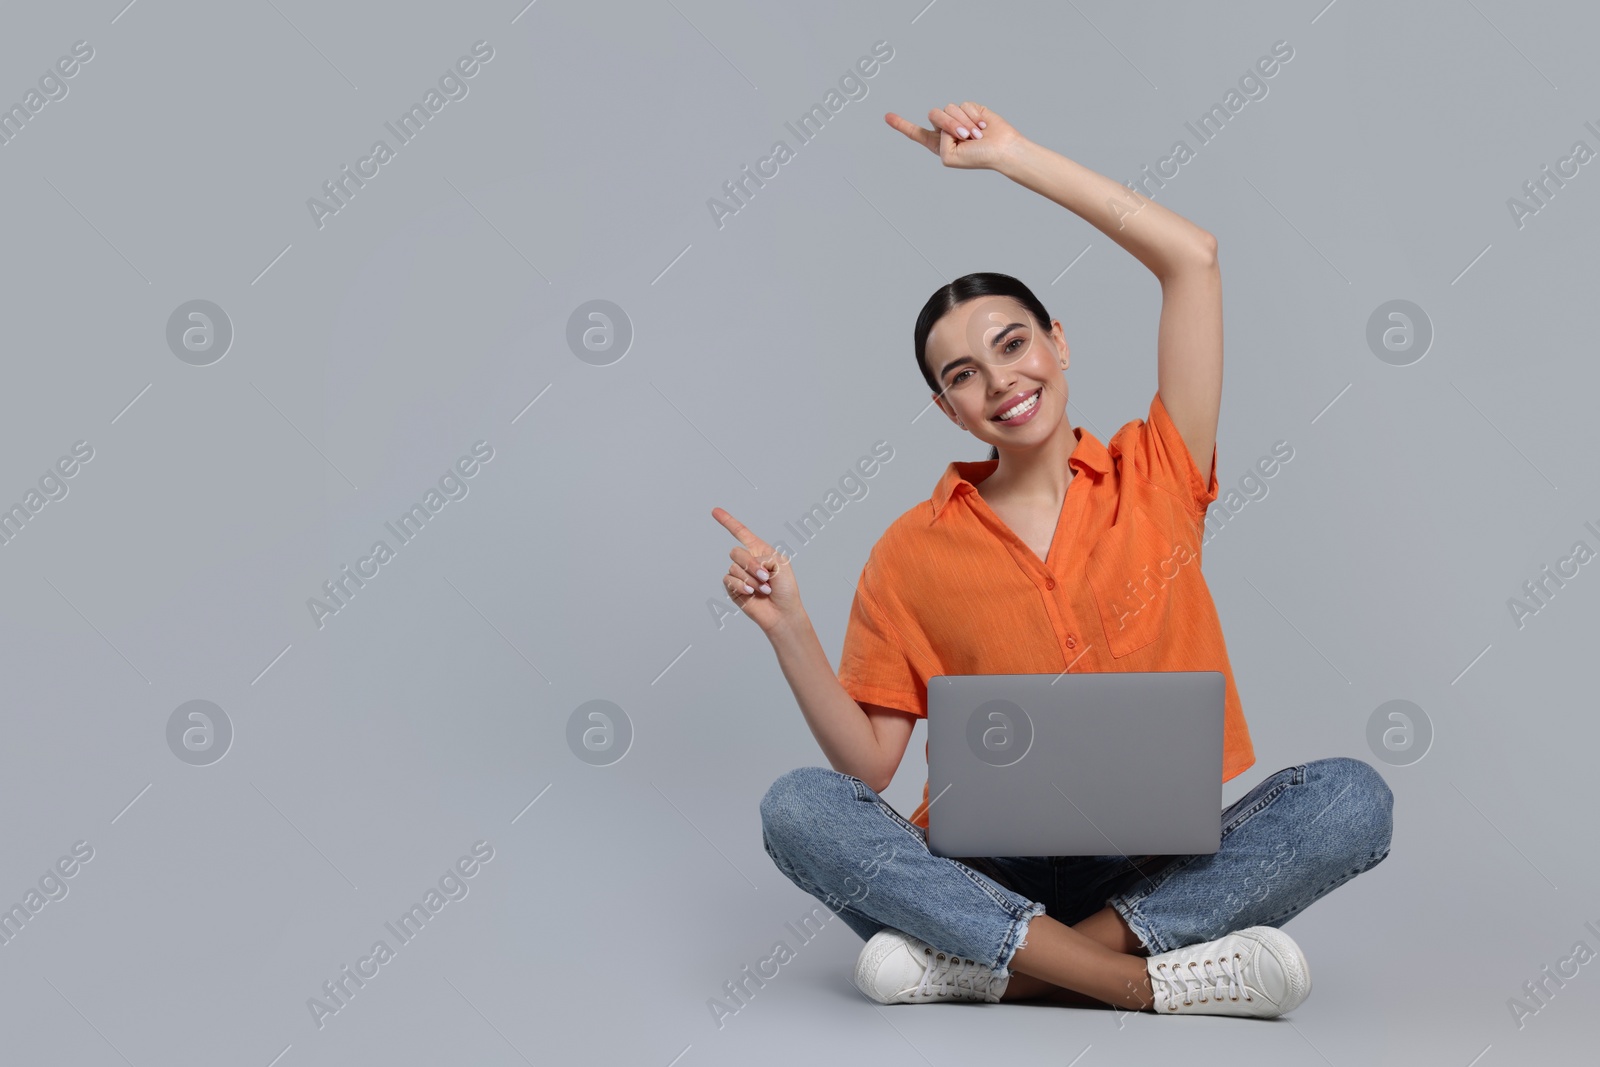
left=953, top=861, right=1034, bottom=917
left=766, top=770, right=1046, bottom=972
left=849, top=775, right=1043, bottom=924
left=1257, top=854, right=1380, bottom=927
left=826, top=770, right=936, bottom=858
left=861, top=792, right=1033, bottom=919
left=864, top=790, right=939, bottom=850
left=1220, top=779, right=1291, bottom=838
left=1111, top=769, right=1299, bottom=937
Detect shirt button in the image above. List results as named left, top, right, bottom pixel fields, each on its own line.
left=1066, top=636, right=1076, bottom=648
left=1045, top=577, right=1056, bottom=590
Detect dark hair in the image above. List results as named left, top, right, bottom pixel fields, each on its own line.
left=914, top=272, right=1055, bottom=462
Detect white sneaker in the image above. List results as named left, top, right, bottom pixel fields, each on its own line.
left=852, top=929, right=1010, bottom=1004
left=1144, top=926, right=1311, bottom=1018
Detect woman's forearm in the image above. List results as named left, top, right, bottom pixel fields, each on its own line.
left=994, top=137, right=1215, bottom=279
left=767, top=616, right=886, bottom=788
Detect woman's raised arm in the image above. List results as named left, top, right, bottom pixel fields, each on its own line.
left=885, top=101, right=1222, bottom=473
left=885, top=101, right=1215, bottom=277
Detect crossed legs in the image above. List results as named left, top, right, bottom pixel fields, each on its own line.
left=1002, top=907, right=1153, bottom=1008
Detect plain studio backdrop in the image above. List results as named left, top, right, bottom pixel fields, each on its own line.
left=0, top=0, right=1596, bottom=1063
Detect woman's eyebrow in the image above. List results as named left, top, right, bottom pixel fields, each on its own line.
left=989, top=323, right=1026, bottom=345
left=938, top=354, right=973, bottom=379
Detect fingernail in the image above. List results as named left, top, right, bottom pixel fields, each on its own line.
left=957, top=126, right=969, bottom=138
left=756, top=568, right=769, bottom=580
left=973, top=130, right=982, bottom=138
left=978, top=121, right=987, bottom=128
left=743, top=583, right=755, bottom=594
left=759, top=584, right=772, bottom=594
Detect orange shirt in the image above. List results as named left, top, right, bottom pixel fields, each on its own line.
left=837, top=389, right=1255, bottom=829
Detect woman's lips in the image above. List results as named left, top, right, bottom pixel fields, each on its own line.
left=992, top=387, right=1042, bottom=425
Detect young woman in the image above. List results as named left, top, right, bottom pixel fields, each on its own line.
left=712, top=102, right=1393, bottom=1018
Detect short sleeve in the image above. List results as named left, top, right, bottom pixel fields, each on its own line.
left=836, top=555, right=932, bottom=719
left=1134, top=389, right=1219, bottom=520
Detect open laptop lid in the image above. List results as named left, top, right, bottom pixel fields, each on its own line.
left=925, top=671, right=1225, bottom=858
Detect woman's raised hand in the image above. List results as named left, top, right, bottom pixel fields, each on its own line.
left=884, top=101, right=1023, bottom=170
left=712, top=507, right=806, bottom=637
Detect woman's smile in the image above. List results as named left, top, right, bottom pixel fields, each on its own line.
left=991, top=386, right=1043, bottom=425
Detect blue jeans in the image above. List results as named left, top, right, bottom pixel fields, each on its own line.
left=760, top=756, right=1393, bottom=979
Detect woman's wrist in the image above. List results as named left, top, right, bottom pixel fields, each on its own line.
left=766, top=609, right=815, bottom=647
left=989, top=134, right=1041, bottom=179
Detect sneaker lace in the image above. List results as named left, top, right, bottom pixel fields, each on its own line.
left=1150, top=951, right=1249, bottom=1010
left=917, top=946, right=994, bottom=998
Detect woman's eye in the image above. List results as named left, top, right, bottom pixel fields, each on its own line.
left=952, top=369, right=973, bottom=385
left=1005, top=337, right=1024, bottom=353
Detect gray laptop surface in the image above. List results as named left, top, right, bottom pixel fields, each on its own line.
left=925, top=671, right=1226, bottom=858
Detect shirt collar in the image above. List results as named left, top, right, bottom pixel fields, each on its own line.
left=930, top=424, right=1112, bottom=522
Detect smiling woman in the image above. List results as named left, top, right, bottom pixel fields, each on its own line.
left=913, top=273, right=1060, bottom=462
left=725, top=100, right=1393, bottom=1018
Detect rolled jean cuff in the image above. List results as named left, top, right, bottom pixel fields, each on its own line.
left=996, top=900, right=1049, bottom=978
left=1106, top=894, right=1165, bottom=956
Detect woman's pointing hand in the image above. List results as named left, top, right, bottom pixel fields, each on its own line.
left=884, top=101, right=1022, bottom=170
left=712, top=507, right=806, bottom=637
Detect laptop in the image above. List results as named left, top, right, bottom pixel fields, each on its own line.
left=925, top=671, right=1226, bottom=858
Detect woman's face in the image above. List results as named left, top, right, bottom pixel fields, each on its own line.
left=924, top=296, right=1069, bottom=452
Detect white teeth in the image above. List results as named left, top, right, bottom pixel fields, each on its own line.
left=995, top=389, right=1040, bottom=421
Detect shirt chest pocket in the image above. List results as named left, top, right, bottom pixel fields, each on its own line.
left=1084, top=502, right=1175, bottom=658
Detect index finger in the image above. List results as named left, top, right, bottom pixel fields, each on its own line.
left=711, top=507, right=767, bottom=553
left=884, top=111, right=937, bottom=153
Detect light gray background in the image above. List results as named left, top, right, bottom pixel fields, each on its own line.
left=1, top=0, right=1596, bottom=1063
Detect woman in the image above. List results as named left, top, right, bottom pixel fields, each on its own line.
left=712, top=102, right=1392, bottom=1018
